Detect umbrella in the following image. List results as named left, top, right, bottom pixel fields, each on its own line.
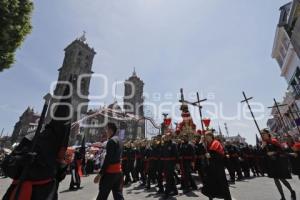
left=89, top=146, right=100, bottom=152
left=91, top=142, right=102, bottom=148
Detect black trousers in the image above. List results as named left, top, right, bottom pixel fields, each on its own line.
left=164, top=164, right=177, bottom=195
left=146, top=165, right=156, bottom=188
left=154, top=162, right=164, bottom=191
left=182, top=162, right=197, bottom=189
left=69, top=169, right=81, bottom=189
left=96, top=173, right=124, bottom=200
left=227, top=158, right=243, bottom=181
left=134, top=161, right=145, bottom=183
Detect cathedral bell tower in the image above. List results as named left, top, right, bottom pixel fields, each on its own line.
left=123, top=69, right=145, bottom=138
left=47, top=33, right=96, bottom=143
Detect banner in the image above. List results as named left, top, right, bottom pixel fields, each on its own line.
left=164, top=118, right=172, bottom=126
left=202, top=118, right=211, bottom=127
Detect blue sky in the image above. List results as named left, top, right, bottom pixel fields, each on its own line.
left=0, top=0, right=290, bottom=143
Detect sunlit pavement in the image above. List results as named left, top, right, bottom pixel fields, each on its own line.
left=1, top=175, right=300, bottom=200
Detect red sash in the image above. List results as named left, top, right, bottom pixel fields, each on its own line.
left=106, top=163, right=122, bottom=173
left=293, top=142, right=300, bottom=151
left=76, top=160, right=83, bottom=177
left=10, top=179, right=52, bottom=200
left=161, top=157, right=176, bottom=161
left=209, top=140, right=225, bottom=155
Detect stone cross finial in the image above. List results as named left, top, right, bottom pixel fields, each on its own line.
left=180, top=88, right=184, bottom=102
left=132, top=67, right=137, bottom=76
left=79, top=31, right=86, bottom=42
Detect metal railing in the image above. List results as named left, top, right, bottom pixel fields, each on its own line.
left=292, top=84, right=300, bottom=98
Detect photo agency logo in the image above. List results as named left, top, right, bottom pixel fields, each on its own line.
left=48, top=73, right=267, bottom=127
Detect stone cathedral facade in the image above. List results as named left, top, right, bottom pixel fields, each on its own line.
left=83, top=70, right=146, bottom=142
left=10, top=35, right=145, bottom=144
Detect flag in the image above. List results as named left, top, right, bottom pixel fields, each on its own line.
left=202, top=118, right=211, bottom=128
left=164, top=118, right=172, bottom=127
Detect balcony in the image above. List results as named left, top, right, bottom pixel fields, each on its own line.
left=292, top=84, right=300, bottom=99
left=278, top=2, right=292, bottom=26
left=291, top=16, right=300, bottom=58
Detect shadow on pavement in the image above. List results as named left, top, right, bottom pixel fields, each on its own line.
left=60, top=187, right=84, bottom=194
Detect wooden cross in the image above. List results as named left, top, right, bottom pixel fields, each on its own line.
left=268, top=98, right=288, bottom=132
left=179, top=89, right=207, bottom=130
left=241, top=91, right=261, bottom=137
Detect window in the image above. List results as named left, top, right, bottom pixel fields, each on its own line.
left=81, top=80, right=86, bottom=93
left=279, top=46, right=286, bottom=60
left=282, top=36, right=290, bottom=50
left=77, top=58, right=81, bottom=65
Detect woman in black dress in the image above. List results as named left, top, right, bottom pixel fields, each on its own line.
left=201, top=131, right=232, bottom=200
left=261, top=129, right=296, bottom=200
left=285, top=134, right=300, bottom=180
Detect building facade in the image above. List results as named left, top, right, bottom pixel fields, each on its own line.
left=224, top=134, right=246, bottom=144
left=82, top=71, right=146, bottom=142
left=267, top=91, right=300, bottom=137
left=10, top=107, right=40, bottom=143
left=270, top=1, right=300, bottom=137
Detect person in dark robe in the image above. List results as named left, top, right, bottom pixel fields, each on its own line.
left=161, top=133, right=179, bottom=199
left=193, top=135, right=206, bottom=184
left=144, top=139, right=158, bottom=190
left=94, top=122, right=124, bottom=200
left=134, top=140, right=146, bottom=186
left=201, top=131, right=232, bottom=200
left=128, top=142, right=136, bottom=183
left=285, top=134, right=300, bottom=180
left=153, top=136, right=164, bottom=194
left=261, top=129, right=296, bottom=200
left=85, top=154, right=95, bottom=175
left=178, top=133, right=197, bottom=193
left=241, top=143, right=254, bottom=178
left=2, top=86, right=72, bottom=200
left=224, top=141, right=243, bottom=184
left=69, top=150, right=82, bottom=190
left=80, top=136, right=86, bottom=176
left=255, top=145, right=267, bottom=176
left=122, top=141, right=131, bottom=185
left=248, top=145, right=260, bottom=177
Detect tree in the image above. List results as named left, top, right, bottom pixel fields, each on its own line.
left=0, top=0, right=34, bottom=72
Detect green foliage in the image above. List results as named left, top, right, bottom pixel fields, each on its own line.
left=0, top=0, right=33, bottom=72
